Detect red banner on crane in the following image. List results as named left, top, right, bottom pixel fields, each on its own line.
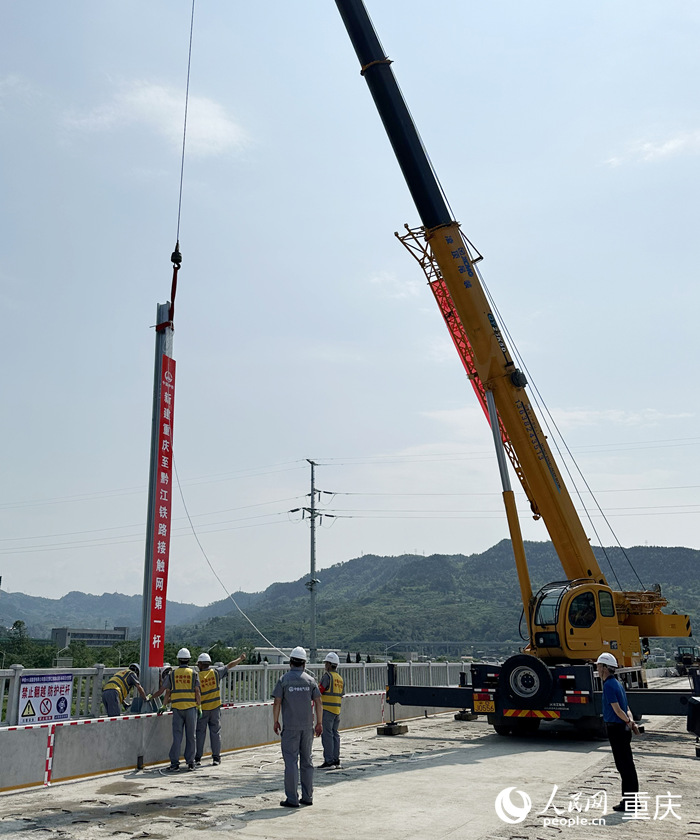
left=148, top=354, right=176, bottom=667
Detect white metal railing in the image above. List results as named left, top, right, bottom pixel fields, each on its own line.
left=1, top=661, right=469, bottom=726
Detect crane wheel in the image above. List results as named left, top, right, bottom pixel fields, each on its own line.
left=499, top=654, right=553, bottom=709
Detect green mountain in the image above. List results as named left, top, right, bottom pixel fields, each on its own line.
left=0, top=590, right=201, bottom=638
left=4, top=541, right=695, bottom=653
left=173, top=540, right=699, bottom=654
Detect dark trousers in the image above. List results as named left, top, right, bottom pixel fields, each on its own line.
left=606, top=722, right=639, bottom=799
left=102, top=689, right=122, bottom=717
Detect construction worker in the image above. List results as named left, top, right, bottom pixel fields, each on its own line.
left=272, top=646, right=323, bottom=808
left=101, top=663, right=147, bottom=716
left=596, top=652, right=640, bottom=812
left=195, top=650, right=247, bottom=766
left=161, top=648, right=201, bottom=772
left=318, top=651, right=344, bottom=768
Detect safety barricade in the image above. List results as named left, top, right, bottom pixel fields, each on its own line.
left=0, top=692, right=453, bottom=791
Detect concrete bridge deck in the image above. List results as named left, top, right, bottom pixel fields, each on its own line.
left=0, top=710, right=696, bottom=840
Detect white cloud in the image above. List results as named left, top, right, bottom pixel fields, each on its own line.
left=605, top=131, right=700, bottom=166
left=421, top=405, right=491, bottom=443
left=369, top=270, right=422, bottom=299
left=0, top=74, right=36, bottom=105
left=554, top=407, right=691, bottom=428
left=65, top=81, right=247, bottom=157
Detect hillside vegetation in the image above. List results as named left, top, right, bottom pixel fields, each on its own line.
left=172, top=540, right=699, bottom=652
left=3, top=541, right=696, bottom=655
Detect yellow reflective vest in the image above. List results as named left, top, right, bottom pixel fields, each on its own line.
left=321, top=670, right=344, bottom=715
left=171, top=666, right=197, bottom=710
left=104, top=669, right=132, bottom=703
left=199, top=668, right=222, bottom=711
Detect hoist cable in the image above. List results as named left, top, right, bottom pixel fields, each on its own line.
left=173, top=461, right=287, bottom=658
left=176, top=0, right=196, bottom=245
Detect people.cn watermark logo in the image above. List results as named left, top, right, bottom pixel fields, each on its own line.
left=494, top=787, right=532, bottom=824
left=495, top=785, right=682, bottom=827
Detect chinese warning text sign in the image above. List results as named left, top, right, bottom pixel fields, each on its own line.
left=20, top=673, right=73, bottom=723
left=148, top=354, right=175, bottom=667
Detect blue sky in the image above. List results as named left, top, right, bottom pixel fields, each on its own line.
left=1, top=1, right=699, bottom=607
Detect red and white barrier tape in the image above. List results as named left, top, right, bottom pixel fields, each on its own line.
left=43, top=725, right=56, bottom=786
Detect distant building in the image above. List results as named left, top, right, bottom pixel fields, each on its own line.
left=51, top=626, right=129, bottom=648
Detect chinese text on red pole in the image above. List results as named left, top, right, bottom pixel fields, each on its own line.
left=149, top=355, right=175, bottom=667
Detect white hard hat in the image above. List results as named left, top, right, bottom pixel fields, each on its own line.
left=596, top=652, right=618, bottom=668
left=324, top=652, right=340, bottom=665
left=197, top=652, right=212, bottom=663
left=290, top=646, right=307, bottom=661
left=177, top=647, right=191, bottom=660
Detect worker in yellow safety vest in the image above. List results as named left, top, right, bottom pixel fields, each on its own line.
left=194, top=650, right=247, bottom=766
left=102, top=663, right=147, bottom=716
left=161, top=648, right=201, bottom=772
left=318, top=652, right=344, bottom=769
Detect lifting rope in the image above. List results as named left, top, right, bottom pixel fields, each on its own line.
left=155, top=0, right=196, bottom=333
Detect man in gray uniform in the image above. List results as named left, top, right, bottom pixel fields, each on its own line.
left=272, top=646, right=323, bottom=808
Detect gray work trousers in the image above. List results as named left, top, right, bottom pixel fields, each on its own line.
left=280, top=728, right=314, bottom=805
left=195, top=706, right=221, bottom=761
left=321, top=710, right=340, bottom=763
left=169, top=707, right=197, bottom=767
left=102, top=689, right=122, bottom=717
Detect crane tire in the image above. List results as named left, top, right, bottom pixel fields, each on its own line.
left=499, top=654, right=553, bottom=709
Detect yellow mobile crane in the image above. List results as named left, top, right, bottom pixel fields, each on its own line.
left=335, top=0, right=694, bottom=732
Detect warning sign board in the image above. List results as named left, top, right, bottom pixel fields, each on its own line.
left=21, top=699, right=36, bottom=718
left=19, top=673, right=73, bottom=724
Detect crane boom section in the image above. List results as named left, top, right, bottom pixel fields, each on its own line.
left=336, top=0, right=605, bottom=584
left=430, top=222, right=604, bottom=583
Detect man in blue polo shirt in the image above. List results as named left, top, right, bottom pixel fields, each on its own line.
left=596, top=652, right=640, bottom=812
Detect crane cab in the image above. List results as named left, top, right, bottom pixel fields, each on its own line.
left=530, top=580, right=641, bottom=667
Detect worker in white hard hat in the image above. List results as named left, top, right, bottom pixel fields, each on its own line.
left=318, top=652, right=344, bottom=769
left=101, top=663, right=147, bottom=717
left=595, top=652, right=640, bottom=812
left=194, top=649, right=247, bottom=766
left=271, top=646, right=323, bottom=808
left=161, top=648, right=201, bottom=772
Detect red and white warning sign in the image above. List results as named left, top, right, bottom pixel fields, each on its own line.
left=20, top=673, right=73, bottom=724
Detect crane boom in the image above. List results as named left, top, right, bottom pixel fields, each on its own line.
left=335, top=0, right=604, bottom=584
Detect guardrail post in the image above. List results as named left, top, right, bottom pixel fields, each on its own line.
left=361, top=661, right=367, bottom=693
left=7, top=664, right=23, bottom=726
left=92, top=665, right=104, bottom=717
left=261, top=661, right=269, bottom=702
left=408, top=660, right=413, bottom=686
